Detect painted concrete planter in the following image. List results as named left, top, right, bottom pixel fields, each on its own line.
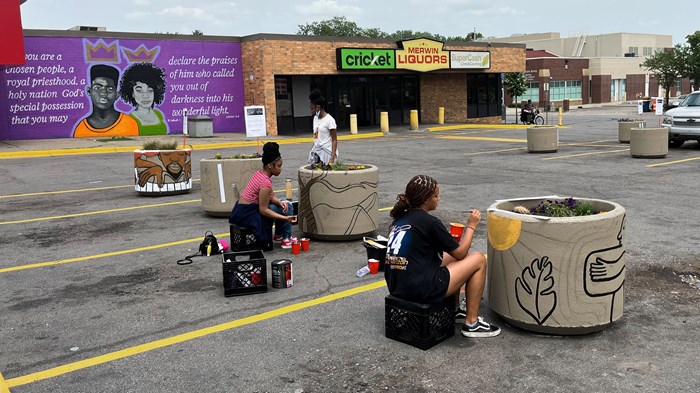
left=527, top=126, right=558, bottom=153
left=630, top=127, right=668, bottom=158
left=618, top=120, right=646, bottom=143
left=200, top=158, right=260, bottom=217
left=134, top=149, right=192, bottom=195
left=486, top=197, right=626, bottom=334
left=297, top=165, right=379, bottom=240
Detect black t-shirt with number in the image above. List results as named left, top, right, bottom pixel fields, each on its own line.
left=384, top=209, right=459, bottom=302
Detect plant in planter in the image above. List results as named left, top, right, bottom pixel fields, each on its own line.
left=297, top=161, right=378, bottom=240
left=134, top=139, right=191, bottom=195
left=200, top=151, right=262, bottom=217
left=486, top=196, right=626, bottom=334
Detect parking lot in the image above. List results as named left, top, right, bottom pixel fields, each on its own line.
left=1, top=105, right=699, bottom=393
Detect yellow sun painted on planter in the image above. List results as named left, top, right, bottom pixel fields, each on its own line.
left=487, top=212, right=522, bottom=251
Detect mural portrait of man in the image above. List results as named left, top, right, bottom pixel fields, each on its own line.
left=72, top=64, right=138, bottom=138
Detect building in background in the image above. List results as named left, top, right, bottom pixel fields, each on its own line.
left=491, top=32, right=691, bottom=108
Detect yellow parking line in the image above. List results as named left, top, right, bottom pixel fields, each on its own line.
left=464, top=147, right=528, bottom=156
left=0, top=371, right=10, bottom=393
left=0, top=179, right=202, bottom=199
left=5, top=280, right=387, bottom=388
left=0, top=199, right=200, bottom=225
left=439, top=136, right=527, bottom=143
left=0, top=133, right=385, bottom=160
left=0, top=232, right=230, bottom=274
left=543, top=148, right=630, bottom=160
left=0, top=205, right=390, bottom=274
left=646, top=155, right=700, bottom=167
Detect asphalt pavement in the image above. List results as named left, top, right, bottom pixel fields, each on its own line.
left=1, top=105, right=699, bottom=393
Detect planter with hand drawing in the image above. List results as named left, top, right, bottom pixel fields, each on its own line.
left=486, top=196, right=626, bottom=334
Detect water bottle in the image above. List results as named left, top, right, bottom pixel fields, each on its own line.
left=285, top=179, right=293, bottom=200
left=356, top=266, right=370, bottom=277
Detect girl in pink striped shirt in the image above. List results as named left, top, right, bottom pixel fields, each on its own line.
left=229, top=142, right=297, bottom=249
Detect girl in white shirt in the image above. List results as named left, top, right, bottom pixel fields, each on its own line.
left=307, top=89, right=338, bottom=166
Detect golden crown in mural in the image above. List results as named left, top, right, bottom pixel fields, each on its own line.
left=121, top=44, right=160, bottom=63
left=84, top=39, right=120, bottom=63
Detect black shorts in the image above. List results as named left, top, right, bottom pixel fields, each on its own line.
left=417, top=266, right=451, bottom=303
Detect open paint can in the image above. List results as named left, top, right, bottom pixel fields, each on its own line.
left=271, top=259, right=293, bottom=288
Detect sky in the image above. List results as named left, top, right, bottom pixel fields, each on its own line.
left=19, top=0, right=698, bottom=45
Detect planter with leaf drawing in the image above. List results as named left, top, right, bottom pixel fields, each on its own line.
left=134, top=140, right=191, bottom=196
left=486, top=196, right=626, bottom=334
left=297, top=164, right=378, bottom=240
left=200, top=154, right=261, bottom=217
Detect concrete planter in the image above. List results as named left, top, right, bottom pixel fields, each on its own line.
left=134, top=149, right=192, bottom=195
left=486, top=197, right=626, bottom=334
left=630, top=127, right=668, bottom=158
left=298, top=165, right=379, bottom=240
left=618, top=120, right=646, bottom=143
left=200, top=158, right=260, bottom=217
left=527, top=126, right=558, bottom=153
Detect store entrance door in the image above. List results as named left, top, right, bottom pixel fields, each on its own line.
left=335, top=78, right=369, bottom=129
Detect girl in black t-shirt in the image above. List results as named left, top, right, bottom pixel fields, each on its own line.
left=385, top=175, right=500, bottom=338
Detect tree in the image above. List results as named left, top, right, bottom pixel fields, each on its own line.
left=297, top=16, right=483, bottom=42
left=642, top=48, right=685, bottom=109
left=504, top=73, right=527, bottom=123
left=297, top=16, right=368, bottom=37
left=682, top=31, right=700, bottom=90
left=192, top=30, right=204, bottom=36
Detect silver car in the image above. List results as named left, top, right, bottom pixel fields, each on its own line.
left=662, top=91, right=700, bottom=147
left=668, top=94, right=688, bottom=107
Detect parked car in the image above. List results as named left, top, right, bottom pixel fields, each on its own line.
left=662, top=91, right=700, bottom=147
left=668, top=94, right=688, bottom=107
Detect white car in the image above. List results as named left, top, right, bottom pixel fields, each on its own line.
left=662, top=91, right=700, bottom=147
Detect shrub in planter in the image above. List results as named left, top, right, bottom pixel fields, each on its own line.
left=134, top=140, right=191, bottom=195
left=487, top=196, right=626, bottom=334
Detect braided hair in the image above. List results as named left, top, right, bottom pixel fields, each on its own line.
left=390, top=175, right=438, bottom=219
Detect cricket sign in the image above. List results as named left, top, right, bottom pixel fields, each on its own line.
left=450, top=51, right=491, bottom=69
left=336, top=48, right=395, bottom=70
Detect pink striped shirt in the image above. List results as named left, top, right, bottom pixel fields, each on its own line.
left=241, top=170, right=273, bottom=204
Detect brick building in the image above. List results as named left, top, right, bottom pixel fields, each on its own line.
left=492, top=32, right=692, bottom=108
left=241, top=35, right=525, bottom=134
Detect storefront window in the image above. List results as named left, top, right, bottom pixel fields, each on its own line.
left=550, top=80, right=582, bottom=100
left=523, top=82, right=539, bottom=102
left=467, top=73, right=502, bottom=118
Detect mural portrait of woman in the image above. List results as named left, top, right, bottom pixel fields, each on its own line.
left=119, top=62, right=169, bottom=135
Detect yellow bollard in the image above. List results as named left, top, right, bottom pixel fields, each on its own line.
left=410, top=109, right=419, bottom=130
left=558, top=107, right=563, bottom=127
left=350, top=114, right=358, bottom=134
left=438, top=107, right=445, bottom=124
left=380, top=111, right=389, bottom=134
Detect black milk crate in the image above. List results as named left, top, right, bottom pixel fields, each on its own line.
left=222, top=250, right=267, bottom=297
left=385, top=295, right=455, bottom=350
left=230, top=224, right=272, bottom=252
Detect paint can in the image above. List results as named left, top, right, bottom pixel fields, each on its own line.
left=271, top=259, right=293, bottom=288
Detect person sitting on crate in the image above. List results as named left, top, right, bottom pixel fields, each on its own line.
left=229, top=142, right=297, bottom=249
left=384, top=175, right=501, bottom=338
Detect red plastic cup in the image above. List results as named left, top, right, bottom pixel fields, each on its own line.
left=301, top=238, right=310, bottom=252
left=291, top=241, right=301, bottom=255
left=449, top=222, right=465, bottom=240
left=368, top=258, right=379, bottom=274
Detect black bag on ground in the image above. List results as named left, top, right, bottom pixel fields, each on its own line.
left=177, top=231, right=220, bottom=265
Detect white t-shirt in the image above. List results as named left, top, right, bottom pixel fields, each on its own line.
left=309, top=113, right=338, bottom=164
left=313, top=113, right=337, bottom=151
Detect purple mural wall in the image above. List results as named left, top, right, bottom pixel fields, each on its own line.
left=0, top=35, right=245, bottom=140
